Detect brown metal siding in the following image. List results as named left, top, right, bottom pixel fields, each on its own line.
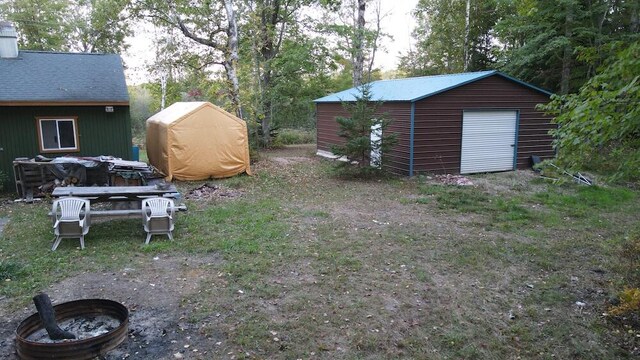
left=412, top=76, right=554, bottom=174
left=316, top=102, right=412, bottom=175
left=316, top=74, right=554, bottom=176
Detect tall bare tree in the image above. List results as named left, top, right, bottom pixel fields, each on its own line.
left=352, top=0, right=366, bottom=86
left=463, top=0, right=470, bottom=71
left=319, top=0, right=386, bottom=86
left=244, top=0, right=307, bottom=146
left=138, top=0, right=243, bottom=117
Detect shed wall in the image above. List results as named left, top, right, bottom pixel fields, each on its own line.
left=412, top=76, right=554, bottom=174
left=316, top=74, right=554, bottom=176
left=0, top=106, right=132, bottom=190
left=316, top=102, right=412, bottom=175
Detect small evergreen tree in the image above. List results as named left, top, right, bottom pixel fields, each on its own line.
left=331, top=84, right=397, bottom=171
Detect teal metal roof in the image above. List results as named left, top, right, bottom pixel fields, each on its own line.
left=314, top=70, right=552, bottom=103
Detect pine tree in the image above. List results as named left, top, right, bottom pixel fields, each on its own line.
left=331, top=84, right=397, bottom=171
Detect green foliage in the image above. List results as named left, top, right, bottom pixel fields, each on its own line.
left=316, top=0, right=388, bottom=83
left=128, top=85, right=156, bottom=139
left=2, top=0, right=131, bottom=53
left=0, top=261, right=24, bottom=281
left=68, top=0, right=131, bottom=53
left=399, top=0, right=504, bottom=75
left=331, top=84, right=397, bottom=170
left=1, top=0, right=69, bottom=51
left=274, top=128, right=316, bottom=146
left=495, top=0, right=639, bottom=94
left=540, top=41, right=640, bottom=183
left=261, top=36, right=337, bottom=130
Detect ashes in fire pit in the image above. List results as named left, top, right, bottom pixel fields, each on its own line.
left=16, top=298, right=129, bottom=360
left=26, top=315, right=121, bottom=343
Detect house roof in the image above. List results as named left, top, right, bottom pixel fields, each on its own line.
left=313, top=70, right=552, bottom=103
left=0, top=50, right=129, bottom=105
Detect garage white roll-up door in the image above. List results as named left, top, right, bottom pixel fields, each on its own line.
left=460, top=110, right=517, bottom=174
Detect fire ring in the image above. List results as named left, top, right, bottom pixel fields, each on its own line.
left=15, top=299, right=129, bottom=360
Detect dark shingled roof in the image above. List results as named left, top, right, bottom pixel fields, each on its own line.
left=0, top=51, right=129, bottom=104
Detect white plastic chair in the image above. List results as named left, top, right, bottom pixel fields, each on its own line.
left=141, top=197, right=175, bottom=244
left=51, top=197, right=91, bottom=250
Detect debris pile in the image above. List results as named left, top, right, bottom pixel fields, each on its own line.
left=434, top=174, right=474, bottom=186
left=185, top=183, right=242, bottom=201
left=13, top=155, right=164, bottom=200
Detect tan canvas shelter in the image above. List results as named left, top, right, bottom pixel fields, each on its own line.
left=146, top=102, right=251, bottom=181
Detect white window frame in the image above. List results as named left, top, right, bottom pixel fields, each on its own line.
left=36, top=117, right=80, bottom=153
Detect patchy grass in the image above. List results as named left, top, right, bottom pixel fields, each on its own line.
left=273, top=128, right=316, bottom=146
left=1, top=146, right=639, bottom=359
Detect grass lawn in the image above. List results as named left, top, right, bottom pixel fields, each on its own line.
left=1, top=144, right=639, bottom=359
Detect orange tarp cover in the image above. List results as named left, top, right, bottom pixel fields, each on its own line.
left=146, top=102, right=251, bottom=181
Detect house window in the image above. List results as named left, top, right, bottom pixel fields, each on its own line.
left=37, top=117, right=79, bottom=152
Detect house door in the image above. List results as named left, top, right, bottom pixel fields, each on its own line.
left=460, top=110, right=517, bottom=174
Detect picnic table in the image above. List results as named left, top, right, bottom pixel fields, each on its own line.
left=50, top=185, right=186, bottom=219
left=52, top=185, right=179, bottom=201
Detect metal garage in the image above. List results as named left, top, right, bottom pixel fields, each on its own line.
left=315, top=70, right=555, bottom=176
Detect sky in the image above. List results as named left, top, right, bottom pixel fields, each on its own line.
left=122, top=0, right=418, bottom=85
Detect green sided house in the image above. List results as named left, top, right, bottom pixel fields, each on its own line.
left=0, top=22, right=132, bottom=191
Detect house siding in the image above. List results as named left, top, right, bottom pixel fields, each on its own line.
left=316, top=102, right=412, bottom=175
left=412, top=76, right=554, bottom=174
left=0, top=105, right=132, bottom=190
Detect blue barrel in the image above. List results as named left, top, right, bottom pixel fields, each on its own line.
left=132, top=145, right=140, bottom=161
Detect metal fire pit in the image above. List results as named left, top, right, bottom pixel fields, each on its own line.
left=15, top=299, right=128, bottom=360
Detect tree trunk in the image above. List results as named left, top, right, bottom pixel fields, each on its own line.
left=260, top=63, right=272, bottom=146
left=560, top=6, right=573, bottom=95
left=366, top=0, right=383, bottom=80
left=463, top=0, right=470, bottom=71
left=254, top=0, right=288, bottom=147
left=352, top=0, right=366, bottom=87
left=171, top=0, right=243, bottom=118
left=224, top=0, right=243, bottom=119
left=160, top=72, right=167, bottom=110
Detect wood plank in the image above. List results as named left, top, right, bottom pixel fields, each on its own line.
left=47, top=205, right=187, bottom=220
left=52, top=185, right=178, bottom=198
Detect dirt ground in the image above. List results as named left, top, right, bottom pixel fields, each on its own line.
left=0, top=253, right=224, bottom=359
left=0, top=144, right=637, bottom=359
left=0, top=147, right=317, bottom=360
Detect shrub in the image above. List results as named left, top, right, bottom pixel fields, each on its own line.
left=609, top=288, right=640, bottom=316
left=610, top=226, right=640, bottom=319
left=540, top=41, right=640, bottom=184
left=275, top=128, right=316, bottom=145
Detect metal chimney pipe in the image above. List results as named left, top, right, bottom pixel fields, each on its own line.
left=0, top=21, right=19, bottom=58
